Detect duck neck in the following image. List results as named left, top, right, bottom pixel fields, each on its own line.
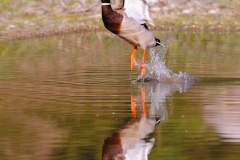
left=101, top=0, right=111, bottom=5
left=101, top=0, right=113, bottom=14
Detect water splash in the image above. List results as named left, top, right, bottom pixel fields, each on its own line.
left=134, top=42, right=199, bottom=88
left=145, top=82, right=170, bottom=121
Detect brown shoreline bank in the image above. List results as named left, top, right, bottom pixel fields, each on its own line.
left=1, top=15, right=240, bottom=41
left=1, top=0, right=240, bottom=40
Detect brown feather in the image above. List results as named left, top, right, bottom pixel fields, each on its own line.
left=102, top=6, right=123, bottom=34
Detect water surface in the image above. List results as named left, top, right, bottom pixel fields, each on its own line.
left=0, top=32, right=240, bottom=160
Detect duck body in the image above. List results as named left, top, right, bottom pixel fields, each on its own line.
left=120, top=14, right=157, bottom=49
left=101, top=0, right=161, bottom=76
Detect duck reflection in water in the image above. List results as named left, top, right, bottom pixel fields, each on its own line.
left=102, top=88, right=161, bottom=160
left=102, top=80, right=194, bottom=160
left=102, top=116, right=159, bottom=160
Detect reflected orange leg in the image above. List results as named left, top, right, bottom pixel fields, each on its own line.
left=141, top=87, right=147, bottom=116
left=131, top=46, right=137, bottom=70
left=131, top=95, right=137, bottom=118
left=141, top=50, right=147, bottom=77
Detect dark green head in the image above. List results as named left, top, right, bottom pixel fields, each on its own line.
left=101, top=0, right=110, bottom=3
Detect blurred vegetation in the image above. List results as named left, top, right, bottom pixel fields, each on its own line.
left=0, top=0, right=240, bottom=39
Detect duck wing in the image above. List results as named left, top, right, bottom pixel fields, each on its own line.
left=124, top=0, right=155, bottom=26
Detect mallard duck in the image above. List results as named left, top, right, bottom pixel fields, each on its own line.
left=102, top=116, right=156, bottom=160
left=101, top=0, right=161, bottom=77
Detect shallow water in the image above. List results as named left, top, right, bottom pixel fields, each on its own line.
left=0, top=32, right=240, bottom=160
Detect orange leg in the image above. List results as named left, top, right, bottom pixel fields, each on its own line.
left=131, top=46, right=137, bottom=70
left=131, top=95, right=137, bottom=118
left=141, top=50, right=147, bottom=77
left=141, top=87, right=147, bottom=116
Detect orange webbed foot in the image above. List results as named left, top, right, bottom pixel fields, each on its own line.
left=141, top=65, right=146, bottom=77
left=131, top=46, right=137, bottom=70
left=131, top=95, right=137, bottom=118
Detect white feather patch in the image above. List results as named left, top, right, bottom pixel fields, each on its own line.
left=124, top=0, right=155, bottom=26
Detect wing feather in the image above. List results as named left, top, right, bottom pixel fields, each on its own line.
left=124, top=0, right=155, bottom=26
